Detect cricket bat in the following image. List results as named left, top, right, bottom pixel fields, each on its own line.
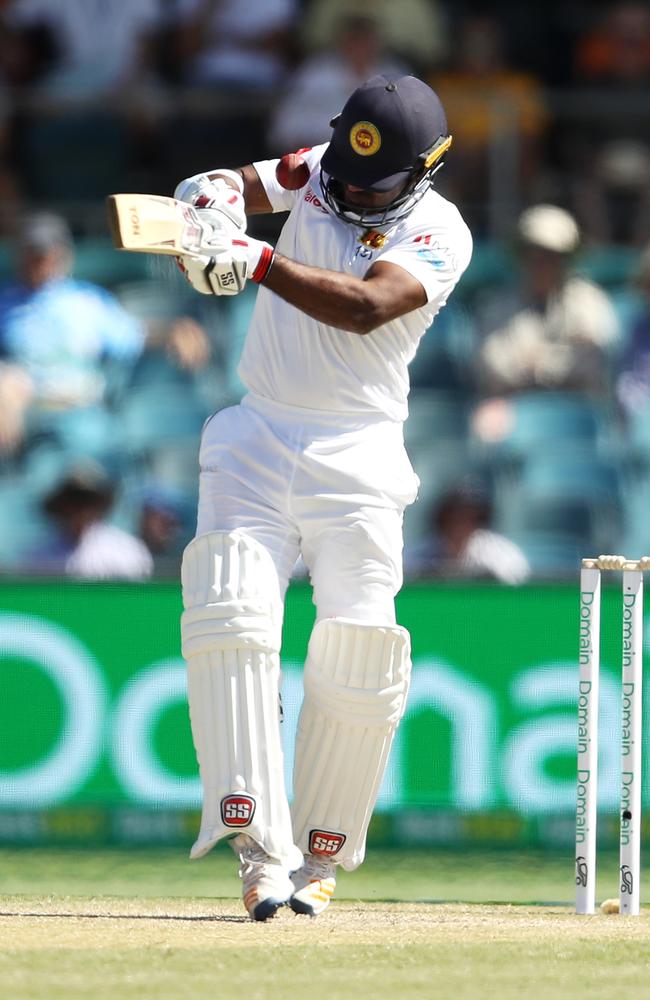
left=107, top=193, right=213, bottom=257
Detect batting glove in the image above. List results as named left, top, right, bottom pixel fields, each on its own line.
left=174, top=168, right=247, bottom=233
left=178, top=234, right=274, bottom=296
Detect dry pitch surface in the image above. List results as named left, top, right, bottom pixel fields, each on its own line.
left=2, top=895, right=650, bottom=1000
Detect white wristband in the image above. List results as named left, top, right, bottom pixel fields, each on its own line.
left=211, top=168, right=244, bottom=194
left=174, top=168, right=243, bottom=203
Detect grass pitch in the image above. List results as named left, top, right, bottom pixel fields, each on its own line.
left=2, top=848, right=649, bottom=999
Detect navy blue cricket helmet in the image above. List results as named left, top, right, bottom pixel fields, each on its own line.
left=321, top=74, right=452, bottom=226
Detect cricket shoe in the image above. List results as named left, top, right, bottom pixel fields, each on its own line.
left=231, top=834, right=294, bottom=921
left=289, top=855, right=337, bottom=917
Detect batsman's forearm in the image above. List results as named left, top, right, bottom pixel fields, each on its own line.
left=262, top=255, right=381, bottom=335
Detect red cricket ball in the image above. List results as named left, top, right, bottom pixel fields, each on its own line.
left=276, top=153, right=310, bottom=190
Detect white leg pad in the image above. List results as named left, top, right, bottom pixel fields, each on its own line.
left=181, top=530, right=301, bottom=870
left=292, top=618, right=411, bottom=871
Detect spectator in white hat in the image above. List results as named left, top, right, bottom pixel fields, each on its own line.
left=474, top=204, right=620, bottom=400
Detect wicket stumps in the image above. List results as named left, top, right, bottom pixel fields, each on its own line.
left=576, top=555, right=649, bottom=916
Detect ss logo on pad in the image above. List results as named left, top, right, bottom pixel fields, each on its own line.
left=221, top=794, right=256, bottom=827
left=309, top=829, right=346, bottom=856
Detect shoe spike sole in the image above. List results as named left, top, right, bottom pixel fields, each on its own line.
left=251, top=898, right=287, bottom=922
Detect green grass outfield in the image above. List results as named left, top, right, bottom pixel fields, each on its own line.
left=1, top=847, right=649, bottom=999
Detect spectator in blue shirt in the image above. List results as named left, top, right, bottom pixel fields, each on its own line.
left=0, top=212, right=144, bottom=459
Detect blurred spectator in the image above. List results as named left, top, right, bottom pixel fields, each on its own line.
left=430, top=15, right=548, bottom=234
left=300, top=0, right=448, bottom=76
left=0, top=79, right=22, bottom=233
left=403, top=479, right=530, bottom=584
left=171, top=0, right=296, bottom=90
left=0, top=0, right=55, bottom=87
left=0, top=0, right=163, bottom=98
left=0, top=14, right=27, bottom=228
left=0, top=212, right=144, bottom=459
left=0, top=212, right=213, bottom=462
left=158, top=0, right=297, bottom=185
left=35, top=462, right=153, bottom=579
left=616, top=244, right=650, bottom=418
left=143, top=312, right=211, bottom=375
left=0, top=2, right=170, bottom=204
left=0, top=361, right=32, bottom=455
left=137, top=482, right=189, bottom=573
left=267, top=13, right=409, bottom=153
left=474, top=205, right=620, bottom=405
left=566, top=2, right=650, bottom=245
left=574, top=1, right=650, bottom=84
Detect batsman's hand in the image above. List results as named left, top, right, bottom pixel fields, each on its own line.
left=177, top=247, right=248, bottom=296
left=174, top=169, right=247, bottom=233
left=177, top=234, right=275, bottom=296
left=192, top=205, right=240, bottom=254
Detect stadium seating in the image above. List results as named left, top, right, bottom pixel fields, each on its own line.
left=620, top=475, right=650, bottom=559
left=472, top=392, right=614, bottom=464
left=506, top=451, right=623, bottom=564
left=403, top=389, right=477, bottom=545
left=73, top=243, right=152, bottom=288
left=405, top=388, right=471, bottom=446
left=455, top=241, right=514, bottom=300
left=408, top=303, right=476, bottom=391
left=577, top=246, right=639, bottom=291
left=626, top=404, right=650, bottom=463
left=24, top=406, right=122, bottom=472
left=486, top=392, right=609, bottom=457
left=114, top=277, right=194, bottom=322
left=518, top=451, right=621, bottom=504
left=507, top=530, right=587, bottom=577
left=0, top=240, right=153, bottom=289
left=217, top=284, right=258, bottom=400
left=120, top=383, right=209, bottom=456
left=0, top=478, right=51, bottom=568
left=618, top=409, right=650, bottom=556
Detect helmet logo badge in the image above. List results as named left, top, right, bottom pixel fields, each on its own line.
left=349, top=121, right=381, bottom=156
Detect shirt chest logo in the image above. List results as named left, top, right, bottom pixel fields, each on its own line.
left=359, top=228, right=388, bottom=248
left=303, top=187, right=328, bottom=214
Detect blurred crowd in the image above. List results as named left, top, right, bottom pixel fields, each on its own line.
left=0, top=0, right=648, bottom=580
left=0, top=0, right=649, bottom=238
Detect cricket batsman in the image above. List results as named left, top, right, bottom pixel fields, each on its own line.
left=176, top=75, right=472, bottom=920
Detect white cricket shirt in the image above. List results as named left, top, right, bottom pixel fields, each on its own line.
left=238, top=144, right=472, bottom=423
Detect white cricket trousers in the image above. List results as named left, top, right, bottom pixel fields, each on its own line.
left=196, top=392, right=419, bottom=622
